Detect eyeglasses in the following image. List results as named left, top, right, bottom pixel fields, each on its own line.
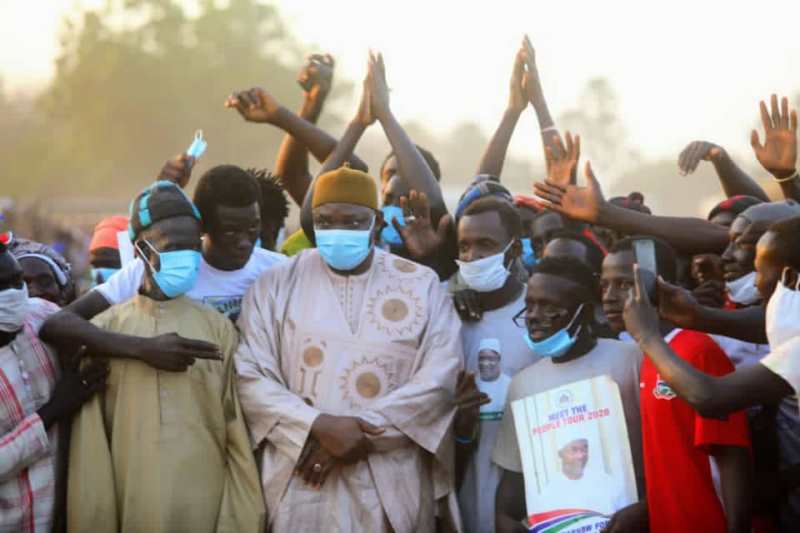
left=512, top=304, right=570, bottom=328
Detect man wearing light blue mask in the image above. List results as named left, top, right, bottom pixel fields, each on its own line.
left=493, top=256, right=644, bottom=532
left=236, top=160, right=463, bottom=531
left=66, top=180, right=265, bottom=532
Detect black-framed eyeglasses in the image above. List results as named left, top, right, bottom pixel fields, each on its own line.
left=512, top=304, right=571, bottom=328
left=512, top=307, right=528, bottom=329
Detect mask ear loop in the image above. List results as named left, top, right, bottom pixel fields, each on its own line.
left=780, top=266, right=800, bottom=290
left=135, top=239, right=161, bottom=274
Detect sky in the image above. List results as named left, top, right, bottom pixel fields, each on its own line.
left=2, top=0, right=799, bottom=164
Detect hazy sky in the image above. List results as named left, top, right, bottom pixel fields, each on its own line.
left=2, top=0, right=799, bottom=164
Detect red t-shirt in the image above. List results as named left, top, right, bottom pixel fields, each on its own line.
left=641, top=329, right=750, bottom=533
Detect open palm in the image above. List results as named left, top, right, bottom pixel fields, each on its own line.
left=751, top=94, right=798, bottom=178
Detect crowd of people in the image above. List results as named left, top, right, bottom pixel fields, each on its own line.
left=2, top=35, right=800, bottom=533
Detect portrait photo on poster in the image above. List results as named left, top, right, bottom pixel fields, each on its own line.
left=512, top=375, right=638, bottom=532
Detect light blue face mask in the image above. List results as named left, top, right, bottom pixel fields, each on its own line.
left=91, top=267, right=119, bottom=286
left=380, top=205, right=405, bottom=247
left=315, top=217, right=375, bottom=271
left=137, top=239, right=201, bottom=298
left=520, top=238, right=538, bottom=269
left=523, top=304, right=584, bottom=358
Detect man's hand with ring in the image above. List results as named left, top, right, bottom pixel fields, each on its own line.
left=296, top=437, right=337, bottom=489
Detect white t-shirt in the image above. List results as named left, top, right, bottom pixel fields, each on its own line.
left=761, top=337, right=800, bottom=395
left=94, top=248, right=285, bottom=320
left=457, top=290, right=539, bottom=533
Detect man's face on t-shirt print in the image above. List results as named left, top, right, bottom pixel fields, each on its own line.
left=478, top=349, right=502, bottom=382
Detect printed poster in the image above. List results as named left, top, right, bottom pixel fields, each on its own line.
left=511, top=375, right=637, bottom=532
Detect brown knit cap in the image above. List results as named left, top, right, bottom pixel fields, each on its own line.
left=312, top=166, right=378, bottom=210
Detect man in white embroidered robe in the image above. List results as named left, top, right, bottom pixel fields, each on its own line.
left=235, top=166, right=463, bottom=532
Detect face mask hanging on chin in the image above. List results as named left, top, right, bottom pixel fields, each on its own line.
left=137, top=239, right=201, bottom=298
left=0, top=284, right=30, bottom=333
left=315, top=217, right=376, bottom=271
left=766, top=267, right=800, bottom=350
left=455, top=241, right=514, bottom=292
left=726, top=271, right=761, bottom=305
left=523, top=304, right=585, bottom=358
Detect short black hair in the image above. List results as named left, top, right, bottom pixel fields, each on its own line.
left=531, top=256, right=599, bottom=297
left=610, top=236, right=678, bottom=283
left=193, top=165, right=259, bottom=229
left=546, top=229, right=605, bottom=274
left=382, top=145, right=441, bottom=182
left=462, top=196, right=522, bottom=239
left=248, top=168, right=289, bottom=229
left=767, top=216, right=800, bottom=271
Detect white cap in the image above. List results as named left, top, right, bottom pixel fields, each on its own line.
left=478, top=338, right=501, bottom=353
left=555, top=423, right=588, bottom=451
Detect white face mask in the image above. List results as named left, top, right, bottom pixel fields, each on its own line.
left=766, top=268, right=800, bottom=350
left=0, top=284, right=29, bottom=333
left=726, top=271, right=761, bottom=305
left=456, top=242, right=512, bottom=292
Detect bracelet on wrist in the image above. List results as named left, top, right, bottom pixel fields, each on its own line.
left=774, top=169, right=799, bottom=183
left=541, top=126, right=558, bottom=134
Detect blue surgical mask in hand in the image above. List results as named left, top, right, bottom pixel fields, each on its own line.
left=91, top=267, right=119, bottom=286
left=380, top=205, right=405, bottom=247
left=523, top=304, right=584, bottom=358
left=520, top=238, right=538, bottom=269
left=315, top=218, right=375, bottom=271
left=138, top=239, right=201, bottom=298
left=186, top=130, right=207, bottom=160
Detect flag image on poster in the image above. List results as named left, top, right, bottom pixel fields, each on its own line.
left=511, top=375, right=637, bottom=532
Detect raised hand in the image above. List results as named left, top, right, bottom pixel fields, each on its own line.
left=545, top=131, right=581, bottom=187
left=453, top=371, right=490, bottom=441
left=310, top=414, right=385, bottom=463
left=622, top=264, right=662, bottom=345
left=534, top=161, right=605, bottom=223
left=355, top=65, right=375, bottom=127
left=139, top=332, right=222, bottom=372
left=157, top=154, right=195, bottom=188
left=655, top=276, right=700, bottom=329
left=508, top=46, right=528, bottom=115
left=521, top=34, right=543, bottom=104
left=678, top=141, right=724, bottom=176
left=366, top=51, right=391, bottom=122
left=297, top=53, right=335, bottom=97
left=224, top=87, right=282, bottom=124
left=392, top=190, right=452, bottom=260
left=751, top=94, right=798, bottom=179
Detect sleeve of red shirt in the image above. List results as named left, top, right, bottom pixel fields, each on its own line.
left=671, top=330, right=751, bottom=451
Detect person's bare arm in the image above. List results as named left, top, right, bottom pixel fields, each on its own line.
left=711, top=445, right=752, bottom=533
left=224, top=86, right=368, bottom=184
left=623, top=265, right=792, bottom=418
left=678, top=141, right=769, bottom=201
left=495, top=469, right=528, bottom=533
left=477, top=44, right=528, bottom=177
left=369, top=52, right=446, bottom=221
left=751, top=94, right=800, bottom=202
left=521, top=35, right=564, bottom=177
left=657, top=278, right=767, bottom=343
left=40, top=291, right=221, bottom=371
left=273, top=54, right=335, bottom=206
left=534, top=161, right=730, bottom=254
left=299, top=62, right=376, bottom=241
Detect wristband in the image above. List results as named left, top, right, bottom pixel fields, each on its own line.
left=774, top=170, right=799, bottom=183
left=455, top=435, right=475, bottom=445
left=541, top=126, right=558, bottom=133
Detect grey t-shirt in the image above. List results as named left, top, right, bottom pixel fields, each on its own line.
left=457, top=291, right=538, bottom=533
left=492, top=338, right=645, bottom=494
